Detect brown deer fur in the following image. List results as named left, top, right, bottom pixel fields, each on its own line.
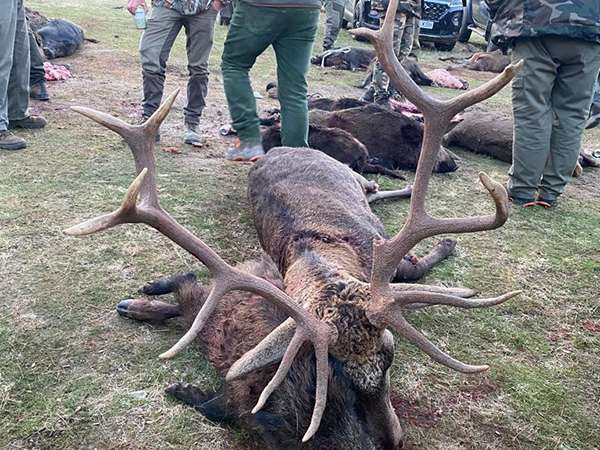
left=68, top=1, right=521, bottom=447
left=119, top=148, right=458, bottom=449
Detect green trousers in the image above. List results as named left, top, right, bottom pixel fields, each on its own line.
left=323, top=0, right=347, bottom=51
left=221, top=2, right=319, bottom=146
left=509, top=36, right=600, bottom=201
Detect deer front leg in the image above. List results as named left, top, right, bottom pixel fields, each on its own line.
left=393, top=238, right=457, bottom=281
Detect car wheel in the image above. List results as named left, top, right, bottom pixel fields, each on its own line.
left=435, top=41, right=457, bottom=51
left=457, top=8, right=472, bottom=43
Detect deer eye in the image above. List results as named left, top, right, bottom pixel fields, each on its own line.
left=321, top=236, right=332, bottom=244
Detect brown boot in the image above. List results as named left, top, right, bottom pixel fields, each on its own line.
left=0, top=130, right=27, bottom=150
left=9, top=115, right=47, bottom=129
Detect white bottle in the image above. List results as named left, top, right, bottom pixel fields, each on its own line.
left=134, top=6, right=146, bottom=29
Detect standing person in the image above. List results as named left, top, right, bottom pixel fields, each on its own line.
left=587, top=74, right=600, bottom=129
left=485, top=0, right=600, bottom=207
left=221, top=0, right=320, bottom=161
left=322, top=0, right=348, bottom=51
left=29, top=27, right=49, bottom=101
left=361, top=0, right=421, bottom=104
left=127, top=0, right=218, bottom=146
left=0, top=0, right=47, bottom=151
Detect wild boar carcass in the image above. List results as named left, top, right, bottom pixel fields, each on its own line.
left=310, top=103, right=458, bottom=173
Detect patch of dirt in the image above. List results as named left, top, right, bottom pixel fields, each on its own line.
left=391, top=380, right=499, bottom=429
left=582, top=320, right=600, bottom=333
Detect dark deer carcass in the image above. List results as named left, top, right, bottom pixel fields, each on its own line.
left=65, top=2, right=522, bottom=447
left=443, top=111, right=600, bottom=173
left=262, top=124, right=406, bottom=179
left=308, top=96, right=367, bottom=111
left=310, top=103, right=458, bottom=173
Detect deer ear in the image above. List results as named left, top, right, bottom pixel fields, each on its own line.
left=226, top=319, right=296, bottom=382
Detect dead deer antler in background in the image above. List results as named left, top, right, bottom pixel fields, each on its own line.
left=350, top=0, right=523, bottom=373
left=64, top=90, right=337, bottom=442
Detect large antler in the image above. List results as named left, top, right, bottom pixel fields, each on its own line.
left=351, top=0, right=522, bottom=373
left=65, top=91, right=337, bottom=442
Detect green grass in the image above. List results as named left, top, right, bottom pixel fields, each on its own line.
left=1, top=1, right=600, bottom=449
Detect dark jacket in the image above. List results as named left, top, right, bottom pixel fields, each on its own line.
left=485, top=0, right=600, bottom=51
left=241, top=0, right=321, bottom=8
left=372, top=0, right=421, bottom=18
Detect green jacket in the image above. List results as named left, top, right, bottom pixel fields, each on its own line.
left=485, top=0, right=600, bottom=51
left=241, top=0, right=321, bottom=8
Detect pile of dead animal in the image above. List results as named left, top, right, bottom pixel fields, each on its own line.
left=26, top=7, right=92, bottom=59
left=66, top=1, right=529, bottom=448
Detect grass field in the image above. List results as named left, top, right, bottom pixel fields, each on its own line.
left=1, top=1, right=599, bottom=449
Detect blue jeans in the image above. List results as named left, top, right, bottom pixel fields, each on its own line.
left=0, top=0, right=30, bottom=131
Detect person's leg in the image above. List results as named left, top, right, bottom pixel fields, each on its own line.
left=508, top=37, right=557, bottom=201
left=376, top=10, right=401, bottom=101
left=7, top=0, right=30, bottom=124
left=539, top=37, right=600, bottom=202
left=273, top=8, right=319, bottom=147
left=398, top=15, right=415, bottom=60
left=323, top=0, right=345, bottom=51
left=586, top=73, right=600, bottom=129
left=0, top=0, right=18, bottom=132
left=221, top=2, right=276, bottom=146
left=139, top=6, right=183, bottom=119
left=0, top=0, right=26, bottom=150
left=28, top=27, right=46, bottom=84
left=412, top=15, right=420, bottom=50
left=182, top=9, right=217, bottom=144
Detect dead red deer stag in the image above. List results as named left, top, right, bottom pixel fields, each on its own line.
left=65, top=1, right=522, bottom=447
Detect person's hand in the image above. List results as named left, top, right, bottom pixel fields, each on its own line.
left=211, top=0, right=224, bottom=12
left=127, top=0, right=148, bottom=15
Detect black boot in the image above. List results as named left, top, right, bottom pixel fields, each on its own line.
left=586, top=103, right=600, bottom=129
left=30, top=82, right=49, bottom=101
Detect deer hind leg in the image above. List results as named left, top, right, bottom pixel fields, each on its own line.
left=394, top=238, right=457, bottom=281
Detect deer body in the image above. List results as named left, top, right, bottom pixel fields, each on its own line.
left=67, top=1, right=522, bottom=446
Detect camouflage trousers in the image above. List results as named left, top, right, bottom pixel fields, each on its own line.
left=369, top=13, right=417, bottom=100
left=322, top=0, right=347, bottom=51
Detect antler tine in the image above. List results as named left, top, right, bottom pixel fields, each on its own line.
left=387, top=312, right=489, bottom=373
left=227, top=318, right=296, bottom=382
left=391, top=283, right=478, bottom=298
left=353, top=0, right=521, bottom=376
left=350, top=6, right=439, bottom=114
left=71, top=89, right=180, bottom=208
left=67, top=93, right=337, bottom=442
left=367, top=290, right=521, bottom=371
left=446, top=60, right=524, bottom=117
left=392, top=290, right=522, bottom=309
left=352, top=0, right=521, bottom=291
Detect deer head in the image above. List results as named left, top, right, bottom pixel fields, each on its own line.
left=65, top=0, right=522, bottom=443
